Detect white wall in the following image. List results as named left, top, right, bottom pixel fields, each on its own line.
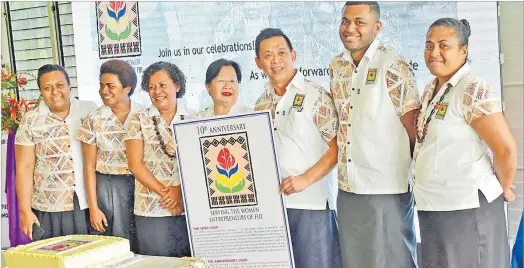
left=500, top=2, right=524, bottom=245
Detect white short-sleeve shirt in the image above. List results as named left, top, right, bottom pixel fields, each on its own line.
left=330, top=39, right=420, bottom=195
left=412, top=63, right=503, bottom=211
left=254, top=71, right=339, bottom=210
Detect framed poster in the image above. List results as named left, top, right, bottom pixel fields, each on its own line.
left=173, top=111, right=294, bottom=268
left=96, top=1, right=142, bottom=59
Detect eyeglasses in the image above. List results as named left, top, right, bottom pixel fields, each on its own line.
left=213, top=79, right=238, bottom=86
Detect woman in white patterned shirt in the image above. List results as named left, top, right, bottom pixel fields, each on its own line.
left=77, top=60, right=144, bottom=252
left=196, top=58, right=252, bottom=118
left=15, top=64, right=97, bottom=240
left=124, top=62, right=194, bottom=257
left=413, top=18, right=517, bottom=268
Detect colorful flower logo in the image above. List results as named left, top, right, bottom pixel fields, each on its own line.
left=38, top=240, right=90, bottom=252
left=105, top=1, right=132, bottom=41
left=215, top=148, right=245, bottom=193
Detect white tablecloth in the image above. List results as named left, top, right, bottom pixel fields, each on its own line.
left=125, top=255, right=204, bottom=267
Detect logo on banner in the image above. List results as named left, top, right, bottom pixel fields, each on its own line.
left=435, top=102, right=449, bottom=120
left=96, top=1, right=142, bottom=59
left=366, top=68, right=377, bottom=84
left=200, top=132, right=257, bottom=209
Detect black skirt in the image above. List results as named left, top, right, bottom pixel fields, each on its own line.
left=418, top=191, right=510, bottom=268
left=135, top=215, right=191, bottom=257
left=32, top=193, right=89, bottom=240
left=88, top=172, right=138, bottom=253
left=337, top=190, right=418, bottom=268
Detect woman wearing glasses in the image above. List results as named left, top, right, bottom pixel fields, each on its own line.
left=124, top=61, right=194, bottom=257
left=196, top=58, right=251, bottom=118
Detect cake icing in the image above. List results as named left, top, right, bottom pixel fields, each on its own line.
left=3, top=235, right=133, bottom=268
left=3, top=235, right=210, bottom=268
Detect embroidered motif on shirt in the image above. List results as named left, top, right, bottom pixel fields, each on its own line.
left=435, top=102, right=449, bottom=120
left=366, top=68, right=377, bottom=85
left=292, top=93, right=305, bottom=111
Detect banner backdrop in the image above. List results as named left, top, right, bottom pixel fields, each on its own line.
left=0, top=1, right=501, bottom=248
left=71, top=1, right=501, bottom=110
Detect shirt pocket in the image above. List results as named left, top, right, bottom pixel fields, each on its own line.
left=359, top=85, right=382, bottom=118
left=281, top=109, right=309, bottom=138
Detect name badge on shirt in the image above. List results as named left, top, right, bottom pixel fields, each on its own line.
left=292, top=94, right=305, bottom=112
left=435, top=102, right=449, bottom=120
left=366, top=68, right=377, bottom=85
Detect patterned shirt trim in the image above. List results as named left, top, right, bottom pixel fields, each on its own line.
left=309, top=82, right=339, bottom=143
left=254, top=86, right=280, bottom=118
left=255, top=71, right=338, bottom=142
left=386, top=58, right=421, bottom=117
left=330, top=41, right=420, bottom=193
left=463, top=80, right=502, bottom=124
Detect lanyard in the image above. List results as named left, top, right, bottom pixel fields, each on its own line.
left=416, top=84, right=452, bottom=144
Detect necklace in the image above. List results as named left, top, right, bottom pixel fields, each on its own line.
left=152, top=116, right=175, bottom=160
left=416, top=83, right=452, bottom=144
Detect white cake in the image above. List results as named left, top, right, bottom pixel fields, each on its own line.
left=3, top=235, right=210, bottom=268
left=3, top=235, right=134, bottom=268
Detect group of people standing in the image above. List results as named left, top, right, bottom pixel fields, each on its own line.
left=15, top=2, right=517, bottom=268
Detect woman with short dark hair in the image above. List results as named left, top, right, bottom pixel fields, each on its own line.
left=413, top=18, right=516, bottom=268
left=197, top=58, right=251, bottom=118
left=16, top=64, right=97, bottom=240
left=77, top=59, right=144, bottom=252
left=124, top=61, right=194, bottom=257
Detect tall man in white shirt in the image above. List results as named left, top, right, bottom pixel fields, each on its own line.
left=254, top=28, right=342, bottom=268
left=330, top=2, right=420, bottom=268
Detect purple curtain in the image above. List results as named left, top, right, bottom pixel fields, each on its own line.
left=5, top=130, right=32, bottom=246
